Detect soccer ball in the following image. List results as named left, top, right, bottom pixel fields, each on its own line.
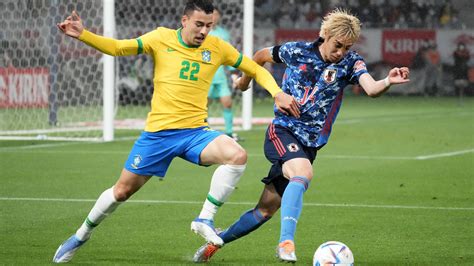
left=313, top=241, right=354, bottom=266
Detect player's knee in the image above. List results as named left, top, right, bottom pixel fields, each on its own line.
left=229, top=146, right=247, bottom=165
left=292, top=169, right=313, bottom=181
left=113, top=185, right=134, bottom=202
left=302, top=172, right=313, bottom=181
left=220, top=141, right=247, bottom=165
left=257, top=206, right=278, bottom=218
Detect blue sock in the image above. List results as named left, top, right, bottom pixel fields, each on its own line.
left=279, top=176, right=310, bottom=243
left=219, top=208, right=270, bottom=244
left=223, top=108, right=233, bottom=135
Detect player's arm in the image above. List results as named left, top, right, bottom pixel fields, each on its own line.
left=234, top=47, right=274, bottom=91
left=57, top=11, right=139, bottom=56
left=359, top=67, right=410, bottom=97
left=236, top=54, right=300, bottom=117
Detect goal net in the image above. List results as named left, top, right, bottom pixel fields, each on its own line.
left=0, top=0, right=248, bottom=141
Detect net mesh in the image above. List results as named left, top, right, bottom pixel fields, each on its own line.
left=0, top=0, right=244, bottom=140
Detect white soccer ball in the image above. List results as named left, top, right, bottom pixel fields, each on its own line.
left=313, top=241, right=354, bottom=266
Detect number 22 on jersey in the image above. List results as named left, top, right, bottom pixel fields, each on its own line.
left=179, top=60, right=200, bottom=81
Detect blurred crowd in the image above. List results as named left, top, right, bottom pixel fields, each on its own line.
left=255, top=0, right=467, bottom=29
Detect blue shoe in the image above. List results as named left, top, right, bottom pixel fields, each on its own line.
left=190, top=218, right=224, bottom=246
left=52, top=235, right=87, bottom=263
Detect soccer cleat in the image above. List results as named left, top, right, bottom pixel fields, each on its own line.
left=227, top=133, right=243, bottom=142
left=276, top=240, right=297, bottom=263
left=191, top=218, right=224, bottom=246
left=192, top=243, right=220, bottom=263
left=52, top=235, right=87, bottom=263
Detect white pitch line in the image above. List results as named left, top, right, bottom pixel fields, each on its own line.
left=317, top=154, right=413, bottom=160
left=0, top=136, right=136, bottom=151
left=0, top=149, right=472, bottom=161
left=0, top=197, right=472, bottom=211
left=415, top=149, right=474, bottom=160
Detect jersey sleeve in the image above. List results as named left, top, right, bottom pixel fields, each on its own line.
left=348, top=53, right=369, bottom=85
left=274, top=42, right=300, bottom=67
left=219, top=38, right=243, bottom=68
left=136, top=27, right=163, bottom=55
left=78, top=29, right=140, bottom=56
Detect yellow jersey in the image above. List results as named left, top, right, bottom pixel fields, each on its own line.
left=79, top=27, right=282, bottom=132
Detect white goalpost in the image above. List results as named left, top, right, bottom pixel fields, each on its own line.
left=0, top=0, right=254, bottom=141
left=103, top=0, right=115, bottom=142
left=242, top=0, right=254, bottom=131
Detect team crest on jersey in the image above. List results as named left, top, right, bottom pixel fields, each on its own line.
left=287, top=143, right=300, bottom=152
left=323, top=68, right=337, bottom=84
left=202, top=49, right=211, bottom=63
left=131, top=154, right=142, bottom=169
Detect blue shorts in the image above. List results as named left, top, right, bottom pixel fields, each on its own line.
left=124, top=127, right=222, bottom=177
left=208, top=81, right=231, bottom=99
left=261, top=123, right=318, bottom=197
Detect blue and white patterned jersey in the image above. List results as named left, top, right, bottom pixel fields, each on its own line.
left=272, top=38, right=368, bottom=148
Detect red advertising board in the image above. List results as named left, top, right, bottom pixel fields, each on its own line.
left=0, top=67, right=50, bottom=108
left=275, top=29, right=320, bottom=43
left=382, top=30, right=436, bottom=66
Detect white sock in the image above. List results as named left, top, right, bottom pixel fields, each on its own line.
left=199, top=164, right=246, bottom=220
left=75, top=187, right=122, bottom=241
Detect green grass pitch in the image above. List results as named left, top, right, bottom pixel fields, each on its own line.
left=0, top=96, right=473, bottom=265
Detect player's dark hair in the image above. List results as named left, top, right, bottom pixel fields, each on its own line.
left=183, top=0, right=214, bottom=16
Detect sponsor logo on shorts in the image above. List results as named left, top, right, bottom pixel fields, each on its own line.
left=131, top=154, right=142, bottom=169
left=287, top=143, right=299, bottom=152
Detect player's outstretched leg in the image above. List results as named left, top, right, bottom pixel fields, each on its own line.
left=191, top=164, right=246, bottom=246
left=52, top=187, right=121, bottom=263
left=276, top=176, right=310, bottom=262
left=193, top=208, right=271, bottom=263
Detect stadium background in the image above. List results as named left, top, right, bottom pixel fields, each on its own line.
left=0, top=0, right=473, bottom=264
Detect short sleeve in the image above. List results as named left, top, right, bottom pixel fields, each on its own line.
left=136, top=27, right=163, bottom=55
left=277, top=42, right=301, bottom=67
left=219, top=38, right=243, bottom=68
left=348, top=54, right=369, bottom=85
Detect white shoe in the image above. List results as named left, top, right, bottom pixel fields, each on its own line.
left=192, top=243, right=220, bottom=263
left=191, top=218, right=224, bottom=246
left=276, top=240, right=297, bottom=263
left=52, top=235, right=87, bottom=263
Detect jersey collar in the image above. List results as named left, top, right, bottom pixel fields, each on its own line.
left=177, top=28, right=201, bottom=48
left=313, top=37, right=326, bottom=63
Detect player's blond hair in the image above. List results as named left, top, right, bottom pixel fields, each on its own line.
left=320, top=8, right=361, bottom=42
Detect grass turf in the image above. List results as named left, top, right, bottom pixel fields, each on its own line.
left=0, top=96, right=473, bottom=264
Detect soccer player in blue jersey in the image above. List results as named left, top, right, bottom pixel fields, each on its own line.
left=52, top=0, right=300, bottom=263
left=193, top=8, right=410, bottom=263
left=207, top=8, right=240, bottom=141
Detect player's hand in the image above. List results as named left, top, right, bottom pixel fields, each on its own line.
left=57, top=10, right=84, bottom=38
left=274, top=91, right=300, bottom=118
left=387, top=67, right=410, bottom=85
left=233, top=74, right=252, bottom=91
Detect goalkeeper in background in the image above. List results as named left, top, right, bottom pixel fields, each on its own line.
left=52, top=0, right=300, bottom=263
left=193, top=8, right=410, bottom=263
left=208, top=8, right=241, bottom=141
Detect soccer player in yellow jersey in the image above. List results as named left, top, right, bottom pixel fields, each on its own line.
left=52, top=0, right=300, bottom=263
